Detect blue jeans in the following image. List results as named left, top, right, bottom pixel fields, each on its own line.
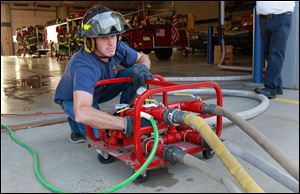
left=62, top=100, right=100, bottom=137
left=61, top=68, right=136, bottom=137
left=260, top=13, right=292, bottom=90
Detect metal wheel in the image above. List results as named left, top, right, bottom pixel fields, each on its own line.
left=202, top=149, right=214, bottom=159
left=97, top=152, right=114, bottom=164
left=133, top=170, right=150, bottom=183
left=97, top=153, right=114, bottom=164
left=181, top=48, right=189, bottom=57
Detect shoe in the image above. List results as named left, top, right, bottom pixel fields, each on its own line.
left=69, top=132, right=86, bottom=143
left=275, top=88, right=283, bottom=95
left=254, top=88, right=276, bottom=99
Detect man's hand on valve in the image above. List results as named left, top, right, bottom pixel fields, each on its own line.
left=123, top=115, right=152, bottom=136
left=130, top=64, right=153, bottom=90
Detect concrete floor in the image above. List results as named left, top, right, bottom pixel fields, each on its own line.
left=1, top=51, right=299, bottom=193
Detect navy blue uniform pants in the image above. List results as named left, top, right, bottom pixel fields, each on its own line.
left=260, top=13, right=292, bottom=90
left=61, top=68, right=136, bottom=137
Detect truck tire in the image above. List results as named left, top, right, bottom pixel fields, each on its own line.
left=181, top=48, right=188, bottom=57
left=154, top=48, right=173, bottom=59
left=141, top=49, right=152, bottom=54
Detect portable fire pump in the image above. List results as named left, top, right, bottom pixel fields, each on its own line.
left=86, top=75, right=222, bottom=182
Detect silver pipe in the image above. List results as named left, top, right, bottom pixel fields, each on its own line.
left=220, top=1, right=225, bottom=25
left=183, top=154, right=242, bottom=193
left=161, top=89, right=269, bottom=126
left=163, top=75, right=252, bottom=82
left=224, top=141, right=299, bottom=193
left=217, top=107, right=299, bottom=181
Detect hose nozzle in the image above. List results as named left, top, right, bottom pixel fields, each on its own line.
left=163, top=145, right=186, bottom=164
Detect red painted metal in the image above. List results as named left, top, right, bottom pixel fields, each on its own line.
left=122, top=24, right=188, bottom=50
left=86, top=75, right=223, bottom=171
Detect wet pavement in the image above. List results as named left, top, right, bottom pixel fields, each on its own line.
left=1, top=52, right=299, bottom=193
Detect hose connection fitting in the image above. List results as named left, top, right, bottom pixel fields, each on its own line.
left=202, top=103, right=218, bottom=114
left=163, top=145, right=186, bottom=164
left=163, top=108, right=187, bottom=126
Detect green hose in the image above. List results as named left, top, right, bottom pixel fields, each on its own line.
left=1, top=114, right=159, bottom=193
left=2, top=124, right=67, bottom=193
left=100, top=115, right=159, bottom=193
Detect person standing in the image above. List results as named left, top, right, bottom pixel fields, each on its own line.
left=255, top=1, right=295, bottom=99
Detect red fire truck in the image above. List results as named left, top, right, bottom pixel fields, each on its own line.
left=121, top=23, right=189, bottom=59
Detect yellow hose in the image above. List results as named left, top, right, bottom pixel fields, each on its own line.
left=183, top=114, right=264, bottom=193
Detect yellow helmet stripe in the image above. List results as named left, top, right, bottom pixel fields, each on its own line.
left=83, top=24, right=91, bottom=30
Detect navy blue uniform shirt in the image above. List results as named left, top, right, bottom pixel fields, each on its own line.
left=54, top=41, right=137, bottom=104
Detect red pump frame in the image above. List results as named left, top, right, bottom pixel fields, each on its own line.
left=86, top=75, right=223, bottom=170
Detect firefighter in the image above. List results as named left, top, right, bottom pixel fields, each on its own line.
left=54, top=5, right=152, bottom=143
left=254, top=1, right=295, bottom=99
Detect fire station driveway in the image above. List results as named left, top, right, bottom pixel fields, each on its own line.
left=1, top=88, right=298, bottom=193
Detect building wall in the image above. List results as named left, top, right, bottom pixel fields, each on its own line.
left=1, top=3, right=71, bottom=55
left=157, top=1, right=218, bottom=33
left=1, top=3, right=13, bottom=56
left=175, top=1, right=218, bottom=20
left=282, top=1, right=299, bottom=89
left=11, top=10, right=56, bottom=33
left=158, top=1, right=218, bottom=20
left=2, top=1, right=219, bottom=55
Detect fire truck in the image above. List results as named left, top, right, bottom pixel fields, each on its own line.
left=45, top=10, right=189, bottom=60
left=120, top=10, right=190, bottom=60
left=121, top=24, right=189, bottom=59
left=16, top=25, right=48, bottom=57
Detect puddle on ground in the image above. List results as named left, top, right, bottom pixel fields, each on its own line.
left=141, top=167, right=179, bottom=188
left=15, top=74, right=50, bottom=88
left=4, top=74, right=52, bottom=91
left=185, top=177, right=194, bottom=181
left=3, top=74, right=54, bottom=103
